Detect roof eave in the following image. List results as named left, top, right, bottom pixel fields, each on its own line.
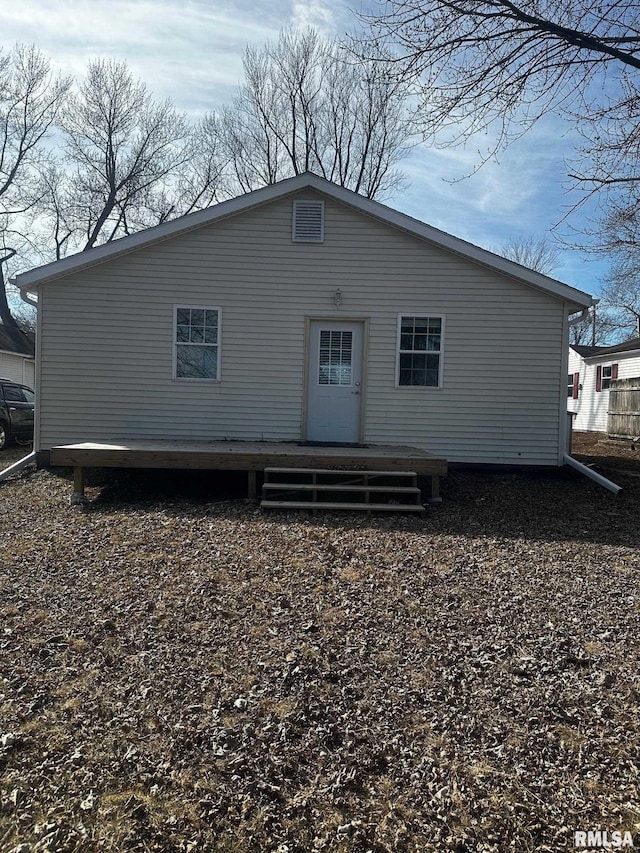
left=583, top=348, right=640, bottom=361
left=0, top=348, right=34, bottom=358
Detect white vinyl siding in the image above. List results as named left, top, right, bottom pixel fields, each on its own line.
left=37, top=189, right=567, bottom=465
left=568, top=348, right=640, bottom=432
left=0, top=351, right=35, bottom=386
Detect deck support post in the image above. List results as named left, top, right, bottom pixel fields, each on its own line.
left=71, top=466, right=88, bottom=505
left=427, top=475, right=442, bottom=504
left=247, top=470, right=257, bottom=501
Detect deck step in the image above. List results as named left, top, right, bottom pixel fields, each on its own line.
left=260, top=500, right=425, bottom=513
left=262, top=482, right=421, bottom=494
left=261, top=467, right=424, bottom=514
left=263, top=467, right=418, bottom=478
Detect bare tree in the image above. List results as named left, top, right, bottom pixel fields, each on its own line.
left=357, top=2, right=640, bottom=228
left=569, top=306, right=617, bottom=345
left=592, top=167, right=640, bottom=340
left=358, top=1, right=640, bottom=147
left=210, top=27, right=414, bottom=199
left=497, top=236, right=619, bottom=345
left=61, top=59, right=215, bottom=252
left=35, top=164, right=75, bottom=261
left=500, top=236, right=561, bottom=275
left=0, top=44, right=69, bottom=328
left=599, top=262, right=640, bottom=339
left=137, top=121, right=228, bottom=226
left=357, top=1, right=640, bottom=331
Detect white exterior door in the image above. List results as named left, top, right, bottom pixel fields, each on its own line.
left=306, top=320, right=363, bottom=443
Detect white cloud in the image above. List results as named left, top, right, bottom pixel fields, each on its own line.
left=0, top=0, right=284, bottom=111
left=290, top=0, right=335, bottom=32
left=398, top=114, right=575, bottom=235
left=0, top=0, right=605, bottom=294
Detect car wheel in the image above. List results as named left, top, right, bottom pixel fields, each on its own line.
left=0, top=424, right=7, bottom=451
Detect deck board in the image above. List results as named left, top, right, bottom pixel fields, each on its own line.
left=49, top=440, right=448, bottom=476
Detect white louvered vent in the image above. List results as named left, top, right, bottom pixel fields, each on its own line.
left=292, top=200, right=324, bottom=243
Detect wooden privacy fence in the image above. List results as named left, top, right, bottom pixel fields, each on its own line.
left=608, top=377, right=640, bottom=438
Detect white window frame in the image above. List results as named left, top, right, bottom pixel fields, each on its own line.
left=395, top=313, right=445, bottom=389
left=172, top=305, right=222, bottom=381
left=601, top=364, right=613, bottom=390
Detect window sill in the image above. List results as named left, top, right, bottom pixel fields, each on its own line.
left=172, top=377, right=222, bottom=384
left=394, top=384, right=444, bottom=390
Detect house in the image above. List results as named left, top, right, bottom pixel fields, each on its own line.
left=0, top=324, right=35, bottom=387
left=15, top=173, right=592, bottom=487
left=568, top=338, right=640, bottom=432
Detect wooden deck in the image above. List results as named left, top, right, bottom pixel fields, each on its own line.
left=50, top=440, right=447, bottom=474
left=48, top=440, right=447, bottom=504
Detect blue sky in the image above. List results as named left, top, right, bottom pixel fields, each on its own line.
left=0, top=0, right=610, bottom=297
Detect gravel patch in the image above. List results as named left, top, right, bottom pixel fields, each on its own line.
left=1, top=433, right=639, bottom=852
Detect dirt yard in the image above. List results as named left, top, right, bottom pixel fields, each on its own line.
left=0, top=434, right=639, bottom=852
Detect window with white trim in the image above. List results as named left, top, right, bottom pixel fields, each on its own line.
left=601, top=364, right=613, bottom=389
left=397, top=316, right=443, bottom=387
left=174, top=307, right=220, bottom=379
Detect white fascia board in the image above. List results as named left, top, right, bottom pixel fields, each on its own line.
left=0, top=348, right=33, bottom=358
left=15, top=171, right=593, bottom=310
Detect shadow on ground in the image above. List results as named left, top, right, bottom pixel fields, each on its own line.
left=44, top=431, right=640, bottom=549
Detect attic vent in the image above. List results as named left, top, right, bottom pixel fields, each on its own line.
left=292, top=200, right=324, bottom=243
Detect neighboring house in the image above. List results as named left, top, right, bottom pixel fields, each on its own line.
left=0, top=324, right=35, bottom=387
left=16, top=173, right=592, bottom=467
left=568, top=338, right=640, bottom=432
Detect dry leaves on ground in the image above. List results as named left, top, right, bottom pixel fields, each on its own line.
left=0, top=433, right=639, bottom=852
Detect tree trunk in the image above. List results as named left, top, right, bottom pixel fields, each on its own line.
left=0, top=258, right=19, bottom=331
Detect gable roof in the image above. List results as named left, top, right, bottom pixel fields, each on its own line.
left=0, top=324, right=34, bottom=357
left=15, top=173, right=593, bottom=310
left=571, top=337, right=640, bottom=359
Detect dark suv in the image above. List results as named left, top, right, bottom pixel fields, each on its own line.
left=0, top=379, right=34, bottom=450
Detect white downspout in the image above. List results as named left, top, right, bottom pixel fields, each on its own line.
left=0, top=451, right=36, bottom=482
left=559, top=304, right=571, bottom=465
left=563, top=453, right=622, bottom=494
